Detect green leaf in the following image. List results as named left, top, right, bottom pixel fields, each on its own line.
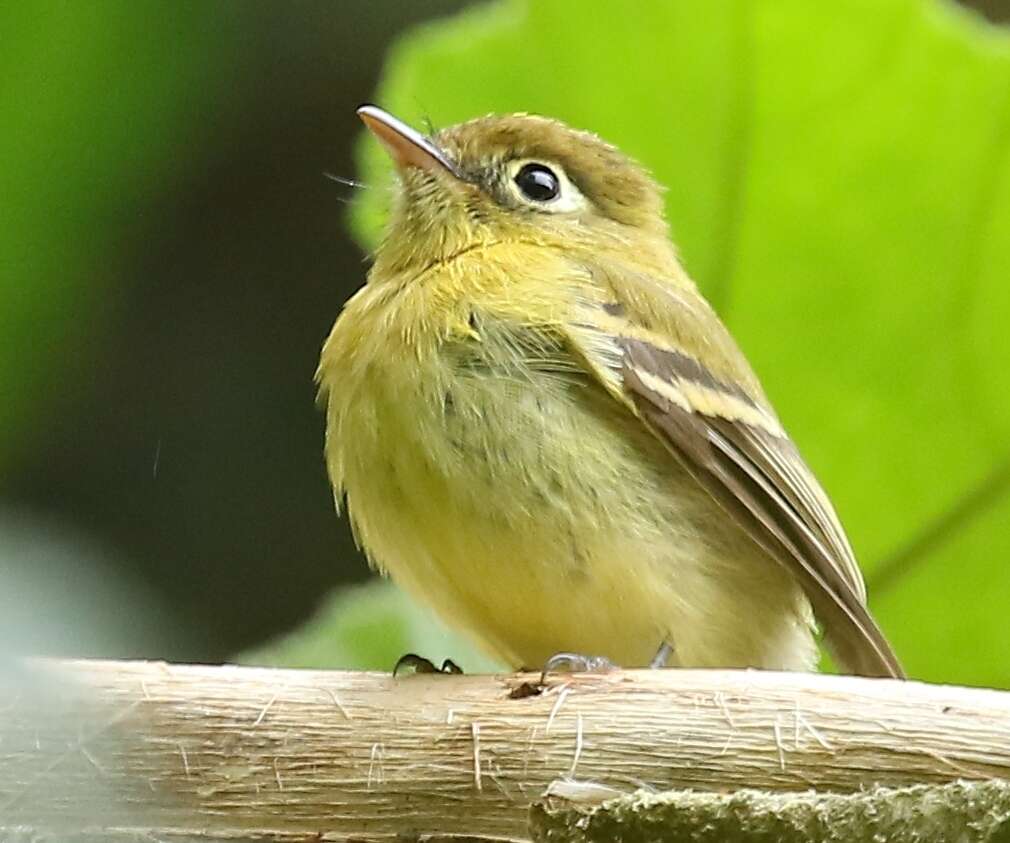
left=0, top=3, right=237, bottom=468
left=238, top=580, right=502, bottom=673
left=336, top=0, right=1010, bottom=687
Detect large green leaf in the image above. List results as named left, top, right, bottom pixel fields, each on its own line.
left=0, top=3, right=236, bottom=467
left=239, top=580, right=501, bottom=673
left=328, top=0, right=1010, bottom=686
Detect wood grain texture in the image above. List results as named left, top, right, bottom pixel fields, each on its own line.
left=1, top=660, right=1009, bottom=841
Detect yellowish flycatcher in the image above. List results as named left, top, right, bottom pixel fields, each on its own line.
left=318, top=106, right=903, bottom=678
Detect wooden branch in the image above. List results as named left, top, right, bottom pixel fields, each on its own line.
left=2, top=660, right=1009, bottom=841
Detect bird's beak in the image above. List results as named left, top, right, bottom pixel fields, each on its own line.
left=357, top=104, right=458, bottom=177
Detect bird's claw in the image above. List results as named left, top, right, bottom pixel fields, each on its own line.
left=393, top=653, right=463, bottom=676
left=539, top=651, right=617, bottom=687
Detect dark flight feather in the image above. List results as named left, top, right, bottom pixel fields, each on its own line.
left=621, top=338, right=904, bottom=678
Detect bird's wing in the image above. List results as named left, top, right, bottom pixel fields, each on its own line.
left=564, top=260, right=903, bottom=678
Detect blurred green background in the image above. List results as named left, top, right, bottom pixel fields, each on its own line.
left=3, top=0, right=1010, bottom=687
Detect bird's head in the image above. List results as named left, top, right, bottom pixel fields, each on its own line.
left=357, top=106, right=673, bottom=279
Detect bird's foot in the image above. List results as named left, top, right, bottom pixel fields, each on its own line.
left=508, top=644, right=673, bottom=699
left=392, top=653, right=463, bottom=676
left=539, top=652, right=617, bottom=685
left=508, top=652, right=617, bottom=699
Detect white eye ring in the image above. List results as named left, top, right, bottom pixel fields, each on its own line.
left=506, top=159, right=586, bottom=213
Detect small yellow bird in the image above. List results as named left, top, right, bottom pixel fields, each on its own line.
left=318, top=105, right=903, bottom=678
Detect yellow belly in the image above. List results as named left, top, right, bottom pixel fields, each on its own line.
left=330, top=342, right=816, bottom=671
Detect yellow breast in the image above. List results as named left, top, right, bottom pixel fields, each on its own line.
left=318, top=247, right=814, bottom=670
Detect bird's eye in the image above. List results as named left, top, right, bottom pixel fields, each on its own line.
left=514, top=163, right=560, bottom=202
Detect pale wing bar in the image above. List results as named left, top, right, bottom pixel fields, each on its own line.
left=621, top=338, right=904, bottom=679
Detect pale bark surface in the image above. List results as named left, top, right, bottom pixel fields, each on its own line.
left=2, top=660, right=1010, bottom=841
